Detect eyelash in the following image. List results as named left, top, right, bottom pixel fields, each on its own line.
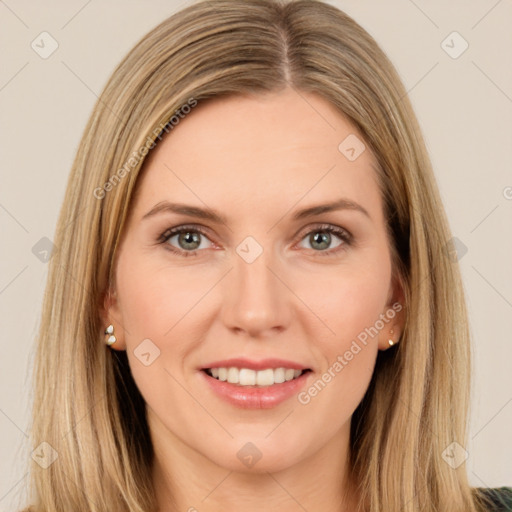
left=157, top=223, right=353, bottom=258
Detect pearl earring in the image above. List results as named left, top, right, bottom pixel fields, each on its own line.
left=388, top=328, right=395, bottom=347
left=104, top=324, right=116, bottom=346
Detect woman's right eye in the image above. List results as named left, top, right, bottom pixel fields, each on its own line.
left=158, top=225, right=214, bottom=257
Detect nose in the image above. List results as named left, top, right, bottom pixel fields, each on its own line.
left=220, top=247, right=291, bottom=338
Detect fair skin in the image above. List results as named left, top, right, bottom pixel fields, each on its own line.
left=101, top=87, right=405, bottom=512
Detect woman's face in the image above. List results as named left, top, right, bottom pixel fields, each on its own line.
left=103, top=87, right=404, bottom=473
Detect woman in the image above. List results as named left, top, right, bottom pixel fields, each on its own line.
left=21, top=0, right=511, bottom=511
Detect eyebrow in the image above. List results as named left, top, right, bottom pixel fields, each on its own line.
left=142, top=198, right=370, bottom=224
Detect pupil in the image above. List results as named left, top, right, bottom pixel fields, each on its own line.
left=311, top=231, right=330, bottom=250
left=180, top=231, right=200, bottom=250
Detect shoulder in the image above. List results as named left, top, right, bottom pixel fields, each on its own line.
left=475, top=487, right=512, bottom=512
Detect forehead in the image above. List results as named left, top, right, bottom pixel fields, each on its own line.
left=132, top=89, right=383, bottom=223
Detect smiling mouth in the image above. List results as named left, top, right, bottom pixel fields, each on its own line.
left=202, top=367, right=312, bottom=387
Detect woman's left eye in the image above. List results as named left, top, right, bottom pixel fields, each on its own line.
left=157, top=223, right=352, bottom=257
left=296, top=224, right=352, bottom=256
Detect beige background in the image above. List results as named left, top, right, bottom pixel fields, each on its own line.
left=1, top=0, right=511, bottom=509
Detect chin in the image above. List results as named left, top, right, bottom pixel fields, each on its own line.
left=205, top=434, right=311, bottom=474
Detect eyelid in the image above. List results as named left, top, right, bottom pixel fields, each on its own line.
left=158, top=223, right=213, bottom=242
left=294, top=223, right=352, bottom=243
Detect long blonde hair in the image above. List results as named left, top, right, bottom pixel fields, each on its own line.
left=22, top=1, right=489, bottom=510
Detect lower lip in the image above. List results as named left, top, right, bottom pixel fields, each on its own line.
left=200, top=370, right=311, bottom=409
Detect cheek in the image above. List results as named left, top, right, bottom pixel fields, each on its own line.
left=293, top=271, right=387, bottom=437
left=330, top=273, right=390, bottom=347
left=115, top=250, right=204, bottom=340
left=114, top=251, right=203, bottom=417
left=297, top=250, right=392, bottom=348
left=292, top=248, right=391, bottom=402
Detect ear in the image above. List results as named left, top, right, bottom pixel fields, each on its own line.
left=377, top=271, right=406, bottom=351
left=99, top=286, right=127, bottom=351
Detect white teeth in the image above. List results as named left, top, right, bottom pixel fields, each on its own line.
left=227, top=367, right=239, bottom=383
left=206, top=366, right=306, bottom=386
left=273, top=367, right=285, bottom=384
left=256, top=369, right=274, bottom=386
left=239, top=369, right=256, bottom=385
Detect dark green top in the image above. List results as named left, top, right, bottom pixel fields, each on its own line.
left=477, top=487, right=512, bottom=511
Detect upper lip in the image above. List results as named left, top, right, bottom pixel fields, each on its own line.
left=201, top=358, right=311, bottom=371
